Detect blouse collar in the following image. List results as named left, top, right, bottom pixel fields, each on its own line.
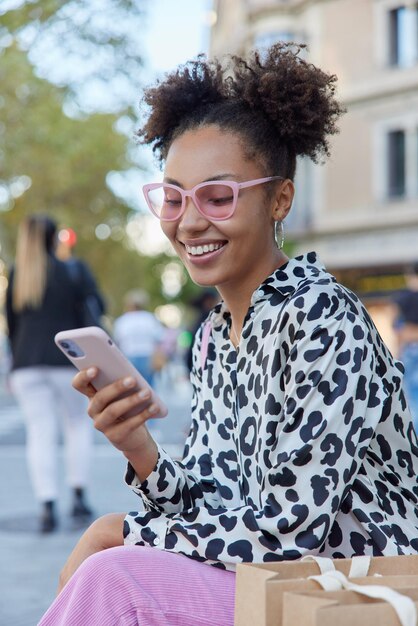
left=211, top=252, right=330, bottom=325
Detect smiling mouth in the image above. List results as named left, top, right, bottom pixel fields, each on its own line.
left=184, top=242, right=226, bottom=257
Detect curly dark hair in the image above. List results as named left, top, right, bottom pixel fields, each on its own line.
left=137, top=42, right=345, bottom=179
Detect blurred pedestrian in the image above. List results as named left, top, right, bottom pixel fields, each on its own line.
left=5, top=214, right=94, bottom=533
left=393, top=261, right=418, bottom=431
left=113, top=289, right=165, bottom=387
left=185, top=288, right=220, bottom=372
left=57, top=227, right=106, bottom=328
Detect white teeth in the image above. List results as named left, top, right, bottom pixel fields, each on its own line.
left=185, top=242, right=223, bottom=256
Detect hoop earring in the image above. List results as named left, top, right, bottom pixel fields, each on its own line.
left=274, top=220, right=285, bottom=250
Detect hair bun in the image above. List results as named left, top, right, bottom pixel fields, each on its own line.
left=138, top=42, right=345, bottom=168
left=229, top=43, right=345, bottom=162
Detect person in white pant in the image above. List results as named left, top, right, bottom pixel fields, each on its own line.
left=10, top=367, right=91, bottom=506
left=5, top=215, right=94, bottom=532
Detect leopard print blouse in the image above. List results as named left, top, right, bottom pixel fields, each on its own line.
left=123, top=252, right=418, bottom=570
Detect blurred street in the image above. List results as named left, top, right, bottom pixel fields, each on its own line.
left=0, top=366, right=192, bottom=626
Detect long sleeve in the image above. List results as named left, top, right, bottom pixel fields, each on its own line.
left=123, top=297, right=403, bottom=568
left=123, top=255, right=418, bottom=566
left=125, top=324, right=227, bottom=514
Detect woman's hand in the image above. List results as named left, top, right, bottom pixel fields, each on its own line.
left=72, top=368, right=159, bottom=480
left=57, top=513, right=125, bottom=594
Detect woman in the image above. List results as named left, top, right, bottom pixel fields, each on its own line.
left=6, top=215, right=93, bottom=532
left=38, top=44, right=418, bottom=625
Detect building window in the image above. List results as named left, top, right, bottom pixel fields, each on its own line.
left=375, top=116, right=418, bottom=202
left=388, top=4, right=418, bottom=66
left=387, top=129, right=406, bottom=197
left=253, top=31, right=303, bottom=57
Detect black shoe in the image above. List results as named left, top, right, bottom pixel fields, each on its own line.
left=71, top=500, right=93, bottom=518
left=40, top=501, right=57, bottom=533
left=71, top=488, right=93, bottom=519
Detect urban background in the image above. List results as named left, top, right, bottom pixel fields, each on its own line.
left=0, top=0, right=417, bottom=624
left=211, top=0, right=418, bottom=354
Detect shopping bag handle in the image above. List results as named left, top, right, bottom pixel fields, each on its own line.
left=300, top=555, right=336, bottom=574
left=348, top=555, right=371, bottom=577
left=301, top=554, right=371, bottom=577
left=300, top=555, right=371, bottom=577
left=309, top=570, right=417, bottom=626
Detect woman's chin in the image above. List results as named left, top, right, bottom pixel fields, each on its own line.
left=187, top=270, right=218, bottom=288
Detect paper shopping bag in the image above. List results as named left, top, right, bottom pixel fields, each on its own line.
left=282, top=586, right=418, bottom=626
left=234, top=555, right=418, bottom=626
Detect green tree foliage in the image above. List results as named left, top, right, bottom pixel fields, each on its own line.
left=0, top=1, right=202, bottom=320
left=0, top=0, right=146, bottom=114
left=0, top=42, right=149, bottom=316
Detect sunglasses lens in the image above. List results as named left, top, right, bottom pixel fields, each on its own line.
left=146, top=183, right=236, bottom=220
left=195, top=184, right=235, bottom=219
left=147, top=186, right=183, bottom=219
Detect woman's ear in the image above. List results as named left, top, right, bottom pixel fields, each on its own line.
left=272, top=179, right=294, bottom=221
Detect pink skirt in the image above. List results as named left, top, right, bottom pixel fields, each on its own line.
left=37, top=546, right=236, bottom=625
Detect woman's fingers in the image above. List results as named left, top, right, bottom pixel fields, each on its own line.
left=101, top=409, right=157, bottom=449
left=72, top=369, right=159, bottom=451
left=88, top=376, right=150, bottom=418
left=72, top=367, right=98, bottom=398
left=90, top=387, right=155, bottom=431
left=90, top=391, right=159, bottom=452
left=70, top=368, right=159, bottom=456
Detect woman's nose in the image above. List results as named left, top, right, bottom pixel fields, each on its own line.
left=178, top=197, right=208, bottom=231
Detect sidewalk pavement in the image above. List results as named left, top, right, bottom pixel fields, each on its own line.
left=0, top=370, right=191, bottom=626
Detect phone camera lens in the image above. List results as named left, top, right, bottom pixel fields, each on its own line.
left=68, top=350, right=77, bottom=357
left=61, top=342, right=69, bottom=349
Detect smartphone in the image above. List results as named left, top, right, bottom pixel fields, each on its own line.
left=54, top=326, right=168, bottom=419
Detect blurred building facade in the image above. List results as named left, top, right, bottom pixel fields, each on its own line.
left=210, top=0, right=418, bottom=348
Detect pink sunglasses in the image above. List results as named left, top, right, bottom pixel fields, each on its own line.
left=142, top=176, right=283, bottom=221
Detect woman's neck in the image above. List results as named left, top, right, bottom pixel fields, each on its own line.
left=218, top=250, right=288, bottom=344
